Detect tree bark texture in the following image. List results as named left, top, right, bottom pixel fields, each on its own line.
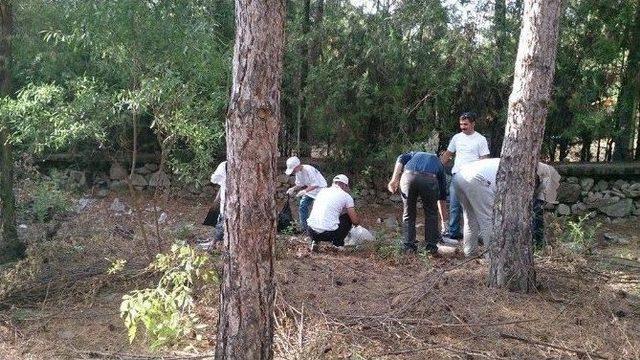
left=489, top=0, right=562, bottom=292
left=0, top=2, right=23, bottom=264
left=214, top=0, right=284, bottom=357
left=612, top=0, right=640, bottom=161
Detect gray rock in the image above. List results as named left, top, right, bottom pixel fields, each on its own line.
left=129, top=174, right=147, bottom=187
left=134, top=166, right=151, bottom=175
left=623, top=183, right=640, bottom=198
left=580, top=178, right=595, bottom=192
left=593, top=180, right=609, bottom=192
left=612, top=180, right=630, bottom=191
left=144, top=163, right=159, bottom=172
left=109, top=180, right=127, bottom=191
left=110, top=163, right=128, bottom=180
left=68, top=170, right=86, bottom=187
left=96, top=188, right=109, bottom=198
left=556, top=204, right=571, bottom=216
left=149, top=171, right=171, bottom=188
left=110, top=198, right=126, bottom=212
left=566, top=177, right=579, bottom=184
left=557, top=183, right=582, bottom=203
left=570, top=202, right=588, bottom=216
left=603, top=232, right=630, bottom=245
left=599, top=198, right=633, bottom=217
left=389, top=195, right=402, bottom=203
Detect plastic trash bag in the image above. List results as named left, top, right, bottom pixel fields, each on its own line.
left=344, top=225, right=375, bottom=246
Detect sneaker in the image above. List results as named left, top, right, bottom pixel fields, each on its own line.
left=441, top=237, right=460, bottom=246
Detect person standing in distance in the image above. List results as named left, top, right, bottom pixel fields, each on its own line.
left=440, top=112, right=490, bottom=242
left=285, top=156, right=327, bottom=232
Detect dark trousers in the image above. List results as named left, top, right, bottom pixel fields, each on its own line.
left=307, top=214, right=352, bottom=247
left=400, top=172, right=440, bottom=252
left=532, top=198, right=544, bottom=247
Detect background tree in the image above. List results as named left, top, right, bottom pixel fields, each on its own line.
left=0, top=0, right=24, bottom=263
left=612, top=0, right=640, bottom=161
left=214, top=0, right=285, bottom=357
left=489, top=0, right=563, bottom=292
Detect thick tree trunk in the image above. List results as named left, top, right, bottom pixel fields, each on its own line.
left=214, top=0, right=284, bottom=357
left=0, top=2, right=23, bottom=264
left=613, top=0, right=640, bottom=161
left=489, top=0, right=562, bottom=292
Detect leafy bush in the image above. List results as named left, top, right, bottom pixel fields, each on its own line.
left=32, top=180, right=71, bottom=222
left=120, top=243, right=217, bottom=349
left=561, top=213, right=601, bottom=253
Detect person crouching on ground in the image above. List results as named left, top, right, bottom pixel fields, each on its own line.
left=306, top=175, right=360, bottom=252
left=453, top=158, right=560, bottom=257
left=387, top=151, right=447, bottom=256
left=285, top=156, right=328, bottom=232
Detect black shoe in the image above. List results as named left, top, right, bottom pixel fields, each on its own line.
left=310, top=241, right=319, bottom=253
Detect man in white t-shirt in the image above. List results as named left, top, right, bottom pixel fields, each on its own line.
left=453, top=158, right=560, bottom=256
left=306, top=174, right=360, bottom=251
left=285, top=156, right=328, bottom=232
left=440, top=112, right=490, bottom=242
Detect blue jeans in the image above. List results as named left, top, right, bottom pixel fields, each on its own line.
left=447, top=174, right=463, bottom=238
left=298, top=195, right=315, bottom=232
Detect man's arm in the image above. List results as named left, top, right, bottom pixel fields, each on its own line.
left=346, top=207, right=360, bottom=226
left=440, top=150, right=454, bottom=165
left=478, top=137, right=490, bottom=160
left=387, top=161, right=404, bottom=193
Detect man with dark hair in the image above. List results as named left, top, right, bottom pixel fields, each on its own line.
left=440, top=112, right=490, bottom=243
left=387, top=151, right=447, bottom=255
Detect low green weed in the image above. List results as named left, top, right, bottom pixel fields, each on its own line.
left=120, top=243, right=217, bottom=349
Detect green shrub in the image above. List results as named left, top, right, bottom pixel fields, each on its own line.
left=32, top=180, right=71, bottom=222
left=562, top=213, right=601, bottom=253
left=120, top=243, right=217, bottom=349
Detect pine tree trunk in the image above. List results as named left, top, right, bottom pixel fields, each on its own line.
left=489, top=0, right=562, bottom=293
left=0, top=2, right=23, bottom=264
left=214, top=0, right=284, bottom=357
left=613, top=0, right=640, bottom=161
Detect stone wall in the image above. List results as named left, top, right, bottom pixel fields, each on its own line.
left=554, top=177, right=640, bottom=219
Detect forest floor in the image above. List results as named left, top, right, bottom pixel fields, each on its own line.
left=0, top=191, right=638, bottom=359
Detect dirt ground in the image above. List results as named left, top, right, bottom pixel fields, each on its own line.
left=0, top=192, right=638, bottom=359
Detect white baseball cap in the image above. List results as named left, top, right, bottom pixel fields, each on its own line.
left=285, top=156, right=301, bottom=175
left=333, top=174, right=349, bottom=186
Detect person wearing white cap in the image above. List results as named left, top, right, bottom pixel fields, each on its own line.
left=453, top=158, right=560, bottom=257
left=306, top=174, right=360, bottom=251
left=284, top=156, right=327, bottom=232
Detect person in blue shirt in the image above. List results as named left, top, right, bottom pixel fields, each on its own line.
left=387, top=152, right=447, bottom=255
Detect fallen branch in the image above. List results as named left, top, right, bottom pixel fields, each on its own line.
left=499, top=332, right=609, bottom=359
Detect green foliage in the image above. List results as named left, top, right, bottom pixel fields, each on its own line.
left=107, top=258, right=127, bottom=275
left=120, top=243, right=217, bottom=349
left=561, top=213, right=601, bottom=253
left=32, top=179, right=70, bottom=222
